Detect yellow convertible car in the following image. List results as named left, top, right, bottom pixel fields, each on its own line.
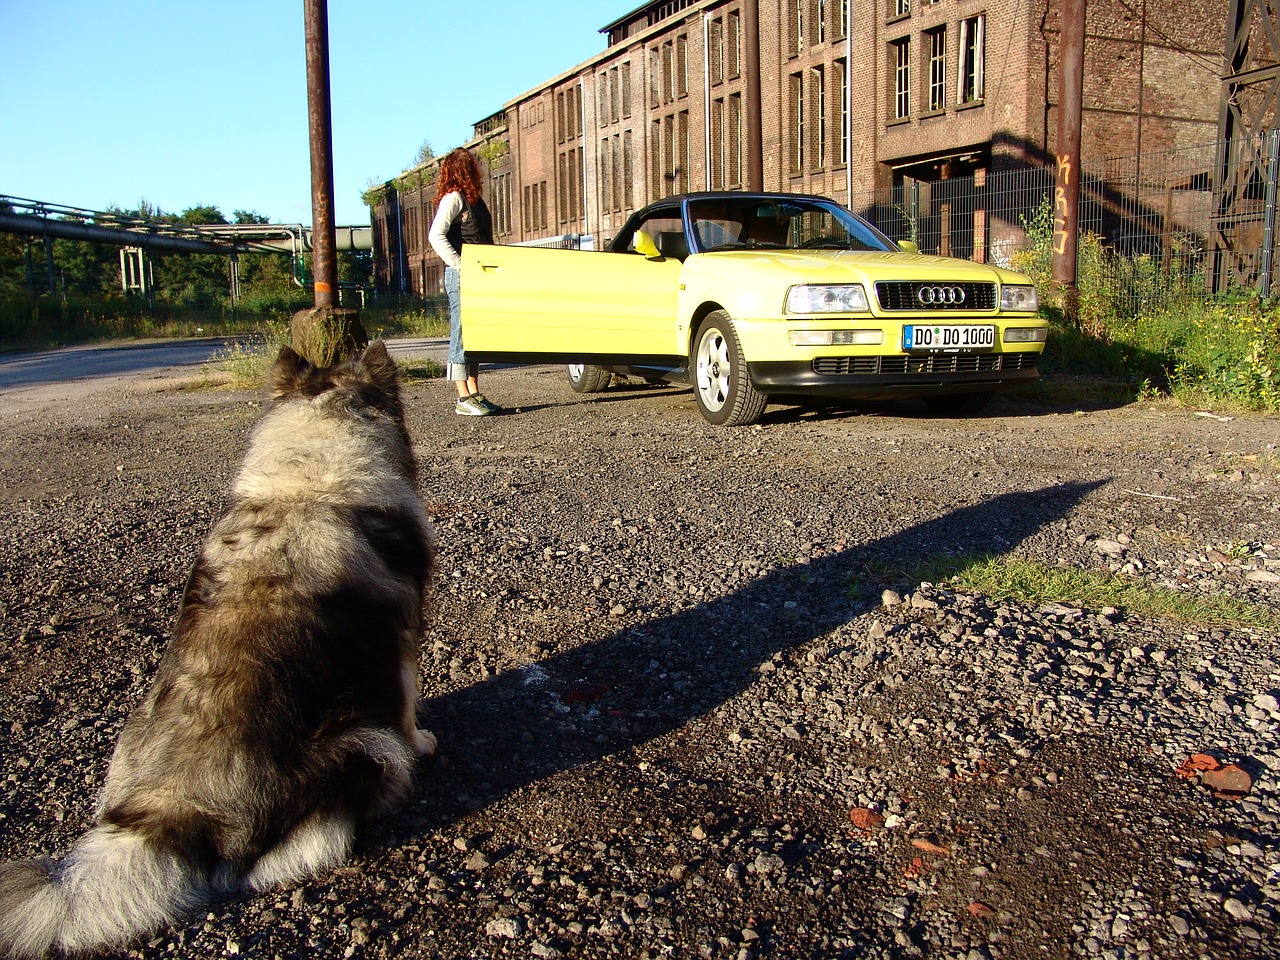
left=461, top=192, right=1046, bottom=426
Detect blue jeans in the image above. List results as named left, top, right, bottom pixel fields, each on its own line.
left=445, top=266, right=477, bottom=382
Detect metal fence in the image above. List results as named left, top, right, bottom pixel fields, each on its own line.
left=849, top=135, right=1280, bottom=317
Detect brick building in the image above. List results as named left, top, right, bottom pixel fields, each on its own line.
left=370, top=0, right=1227, bottom=296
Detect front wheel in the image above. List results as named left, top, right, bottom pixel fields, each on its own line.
left=691, top=311, right=768, bottom=426
left=921, top=390, right=995, bottom=417
left=567, top=363, right=612, bottom=393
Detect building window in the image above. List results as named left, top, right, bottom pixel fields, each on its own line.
left=893, top=0, right=911, bottom=16
left=650, top=119, right=663, bottom=199
left=727, top=93, right=742, bottom=186
left=662, top=115, right=675, bottom=193
left=649, top=48, right=661, bottom=108
left=676, top=34, right=689, bottom=97
left=661, top=41, right=674, bottom=103
left=790, top=0, right=805, bottom=55
left=790, top=71, right=805, bottom=173
left=811, top=64, right=826, bottom=171
left=892, top=37, right=910, bottom=120
left=623, top=129, right=633, bottom=210
left=727, top=11, right=741, bottom=77
left=710, top=18, right=724, bottom=85
left=621, top=62, right=632, bottom=118
left=599, top=139, right=612, bottom=215
left=817, top=0, right=827, bottom=42
left=677, top=110, right=690, bottom=193
left=598, top=74, right=609, bottom=128
left=926, top=26, right=946, bottom=113
left=710, top=99, right=723, bottom=189
left=837, top=0, right=848, bottom=39
left=836, top=57, right=848, bottom=166
left=959, top=14, right=985, bottom=104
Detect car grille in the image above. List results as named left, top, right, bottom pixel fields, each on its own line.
left=812, top=353, right=1039, bottom=376
left=875, top=281, right=997, bottom=311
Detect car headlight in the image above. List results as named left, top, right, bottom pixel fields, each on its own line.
left=789, top=329, right=885, bottom=346
left=784, top=284, right=870, bottom=314
left=1003, top=327, right=1048, bottom=343
left=1000, top=284, right=1039, bottom=312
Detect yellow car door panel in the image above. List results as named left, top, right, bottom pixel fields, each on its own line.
left=461, top=246, right=683, bottom=359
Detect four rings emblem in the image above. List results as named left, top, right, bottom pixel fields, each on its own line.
left=916, top=284, right=966, bottom=305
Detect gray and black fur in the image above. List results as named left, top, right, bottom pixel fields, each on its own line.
left=0, top=341, right=436, bottom=958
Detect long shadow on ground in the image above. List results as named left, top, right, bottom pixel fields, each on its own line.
left=413, top=481, right=1104, bottom=821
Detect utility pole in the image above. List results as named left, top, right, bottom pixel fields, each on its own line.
left=1052, top=0, right=1086, bottom=326
left=292, top=0, right=367, bottom=365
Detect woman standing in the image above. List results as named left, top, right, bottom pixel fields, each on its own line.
left=429, top=147, right=501, bottom=416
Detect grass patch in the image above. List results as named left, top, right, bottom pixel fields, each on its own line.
left=360, top=299, right=449, bottom=339
left=210, top=322, right=442, bottom=390
left=885, top=554, right=1280, bottom=631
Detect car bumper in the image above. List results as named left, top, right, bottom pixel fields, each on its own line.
left=748, top=352, right=1041, bottom=398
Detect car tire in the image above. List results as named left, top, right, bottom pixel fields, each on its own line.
left=922, top=390, right=995, bottom=417
left=691, top=311, right=768, bottom=426
left=567, top=363, right=612, bottom=393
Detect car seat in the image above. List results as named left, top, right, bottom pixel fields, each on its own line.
left=657, top=231, right=689, bottom=261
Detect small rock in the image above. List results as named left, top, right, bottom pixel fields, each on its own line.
left=1093, top=539, right=1125, bottom=558
left=485, top=917, right=525, bottom=939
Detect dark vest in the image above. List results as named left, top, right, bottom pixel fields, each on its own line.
left=446, top=194, right=493, bottom=254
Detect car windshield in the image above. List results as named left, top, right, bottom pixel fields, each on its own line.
left=686, top=197, right=895, bottom=254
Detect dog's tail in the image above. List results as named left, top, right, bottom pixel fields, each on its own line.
left=0, top=825, right=206, bottom=959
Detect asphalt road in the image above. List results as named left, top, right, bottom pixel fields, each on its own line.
left=0, top=336, right=449, bottom=415
left=0, top=337, right=449, bottom=389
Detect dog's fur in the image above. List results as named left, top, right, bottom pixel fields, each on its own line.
left=0, top=341, right=436, bottom=958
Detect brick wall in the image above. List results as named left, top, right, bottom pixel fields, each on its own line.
left=372, top=0, right=1229, bottom=292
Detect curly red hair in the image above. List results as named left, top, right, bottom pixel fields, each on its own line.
left=434, top=148, right=483, bottom=204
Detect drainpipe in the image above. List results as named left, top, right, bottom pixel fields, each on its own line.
left=580, top=76, right=590, bottom=244
left=743, top=0, right=764, bottom=190
left=845, top=0, right=853, bottom=207
left=703, top=13, right=712, bottom=190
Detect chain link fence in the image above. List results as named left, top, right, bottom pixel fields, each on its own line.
left=849, top=136, right=1278, bottom=318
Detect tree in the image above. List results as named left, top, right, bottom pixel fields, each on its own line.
left=150, top=204, right=230, bottom=308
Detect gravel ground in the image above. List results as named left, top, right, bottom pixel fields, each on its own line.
left=0, top=362, right=1278, bottom=960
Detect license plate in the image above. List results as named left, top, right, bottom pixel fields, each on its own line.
left=903, top=324, right=995, bottom=352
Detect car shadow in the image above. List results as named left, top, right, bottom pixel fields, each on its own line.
left=403, top=480, right=1104, bottom=831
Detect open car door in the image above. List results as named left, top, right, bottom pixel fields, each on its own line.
left=460, top=245, right=683, bottom=362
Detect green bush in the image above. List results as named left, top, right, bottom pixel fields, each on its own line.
left=1011, top=197, right=1280, bottom=412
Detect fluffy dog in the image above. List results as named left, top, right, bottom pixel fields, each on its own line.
left=0, top=341, right=436, bottom=957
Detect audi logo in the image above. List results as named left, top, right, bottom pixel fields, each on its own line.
left=916, top=284, right=967, bottom=305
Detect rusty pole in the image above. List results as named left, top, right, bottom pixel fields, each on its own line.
left=304, top=0, right=338, bottom=310
left=1052, top=0, right=1086, bottom=325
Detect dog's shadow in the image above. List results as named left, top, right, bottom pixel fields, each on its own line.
left=395, top=481, right=1103, bottom=837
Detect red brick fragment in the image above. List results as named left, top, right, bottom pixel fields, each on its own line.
left=849, top=807, right=885, bottom=832
left=911, top=838, right=953, bottom=856
left=1201, top=763, right=1252, bottom=800
left=967, top=901, right=996, bottom=918
left=1175, top=753, right=1221, bottom=779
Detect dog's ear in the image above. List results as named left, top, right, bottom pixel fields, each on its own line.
left=268, top=346, right=313, bottom=399
left=358, top=340, right=400, bottom=395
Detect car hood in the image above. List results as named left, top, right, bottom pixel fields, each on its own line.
left=695, top=249, right=1027, bottom=284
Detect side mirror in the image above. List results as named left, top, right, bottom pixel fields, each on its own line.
left=897, top=240, right=920, bottom=254
left=633, top=230, right=661, bottom=259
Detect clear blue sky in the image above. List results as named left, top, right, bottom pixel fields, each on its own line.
left=0, top=1, right=631, bottom=227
